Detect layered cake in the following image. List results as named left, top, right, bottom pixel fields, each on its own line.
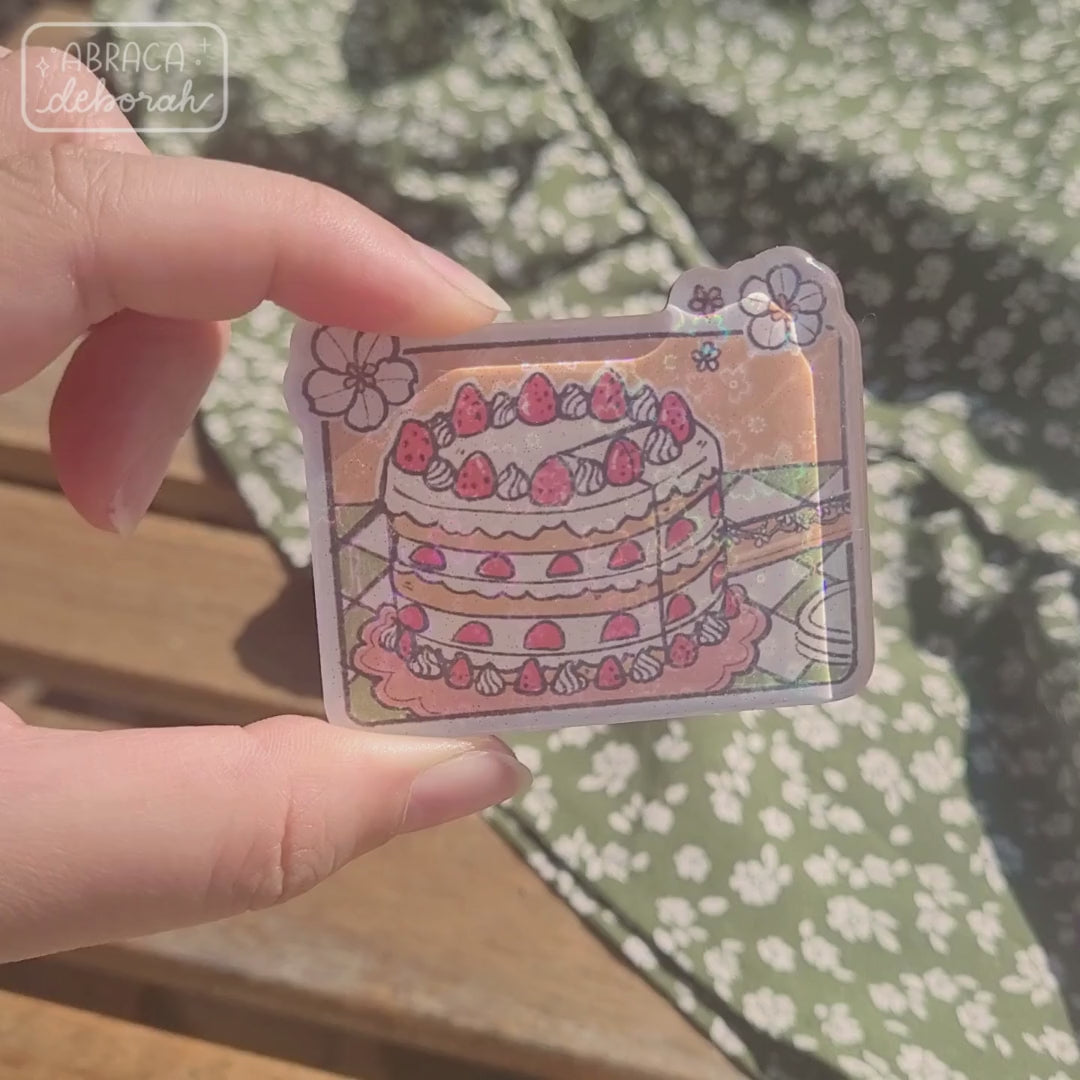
left=360, top=367, right=741, bottom=701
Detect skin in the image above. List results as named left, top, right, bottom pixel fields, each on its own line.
left=0, top=47, right=530, bottom=963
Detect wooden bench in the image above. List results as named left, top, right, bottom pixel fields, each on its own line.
left=0, top=988, right=344, bottom=1080
left=0, top=352, right=740, bottom=1079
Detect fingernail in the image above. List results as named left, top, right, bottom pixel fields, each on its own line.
left=412, top=240, right=511, bottom=314
left=401, top=750, right=530, bottom=833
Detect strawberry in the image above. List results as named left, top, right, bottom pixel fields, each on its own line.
left=398, top=629, right=416, bottom=661
left=668, top=633, right=699, bottom=668
left=547, top=552, right=583, bottom=578
left=451, top=383, right=489, bottom=437
left=524, top=620, right=565, bottom=651
left=601, top=613, right=639, bottom=642
left=604, top=438, right=644, bottom=487
left=392, top=420, right=434, bottom=475
left=453, top=621, right=493, bottom=646
left=447, top=653, right=473, bottom=689
left=515, top=659, right=545, bottom=695
left=517, top=372, right=557, bottom=425
left=658, top=391, right=695, bottom=445
left=666, top=593, right=696, bottom=623
left=709, top=486, right=724, bottom=519
left=410, top=545, right=446, bottom=570
left=477, top=554, right=515, bottom=579
left=530, top=456, right=574, bottom=506
left=595, top=656, right=626, bottom=690
left=722, top=586, right=742, bottom=619
left=455, top=452, right=496, bottom=500
left=665, top=517, right=696, bottom=549
left=608, top=539, right=645, bottom=569
left=710, top=556, right=727, bottom=592
left=398, top=604, right=428, bottom=632
left=590, top=370, right=627, bottom=421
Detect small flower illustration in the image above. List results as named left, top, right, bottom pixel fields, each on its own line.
left=303, top=328, right=418, bottom=432
left=692, top=340, right=721, bottom=371
left=688, top=283, right=724, bottom=314
left=739, top=264, right=826, bottom=350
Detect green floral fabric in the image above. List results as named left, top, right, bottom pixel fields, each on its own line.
left=98, top=1, right=1080, bottom=1076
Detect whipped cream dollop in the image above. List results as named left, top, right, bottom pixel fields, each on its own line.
left=629, top=649, right=663, bottom=682
left=552, top=661, right=589, bottom=695
left=430, top=412, right=455, bottom=448
left=424, top=456, right=456, bottom=491
left=377, top=621, right=402, bottom=652
left=572, top=456, right=605, bottom=496
left=491, top=391, right=517, bottom=428
left=496, top=462, right=529, bottom=500
left=697, top=611, right=730, bottom=646
left=408, top=646, right=444, bottom=679
left=476, top=664, right=506, bottom=696
left=644, top=425, right=679, bottom=465
left=629, top=386, right=659, bottom=423
left=557, top=382, right=589, bottom=420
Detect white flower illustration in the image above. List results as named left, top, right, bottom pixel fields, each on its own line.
left=302, top=329, right=417, bottom=432
left=739, top=263, right=826, bottom=350
left=816, top=1003, right=864, bottom=1048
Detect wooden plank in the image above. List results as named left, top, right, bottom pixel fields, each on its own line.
left=0, top=990, right=345, bottom=1080
left=0, top=359, right=256, bottom=530
left=0, top=481, right=322, bottom=724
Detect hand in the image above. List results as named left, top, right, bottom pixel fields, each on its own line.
left=0, top=47, right=528, bottom=963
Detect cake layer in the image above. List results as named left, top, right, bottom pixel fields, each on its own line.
left=390, top=485, right=724, bottom=600
left=392, top=536, right=725, bottom=619
left=387, top=548, right=728, bottom=670
left=388, top=479, right=715, bottom=553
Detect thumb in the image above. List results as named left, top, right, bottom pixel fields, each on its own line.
left=0, top=712, right=529, bottom=962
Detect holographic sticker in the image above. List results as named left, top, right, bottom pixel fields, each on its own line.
left=286, top=247, right=873, bottom=735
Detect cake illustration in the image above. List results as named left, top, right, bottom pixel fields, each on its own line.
left=287, top=250, right=872, bottom=733
left=363, top=367, right=741, bottom=701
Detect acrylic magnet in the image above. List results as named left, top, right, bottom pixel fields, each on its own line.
left=286, top=247, right=873, bottom=735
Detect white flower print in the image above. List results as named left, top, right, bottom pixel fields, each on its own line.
left=895, top=1045, right=956, bottom=1080
left=757, top=936, right=797, bottom=973
left=760, top=807, right=795, bottom=840
left=673, top=844, right=712, bottom=884
left=826, top=895, right=900, bottom=952
left=729, top=844, right=793, bottom=906
left=621, top=935, right=658, bottom=972
left=939, top=797, right=975, bottom=827
left=302, top=330, right=417, bottom=432
left=739, top=263, right=826, bottom=350
left=800, top=920, right=855, bottom=982
left=703, top=939, right=743, bottom=997
left=521, top=774, right=556, bottom=832
left=957, top=998, right=997, bottom=1049
left=708, top=1017, right=749, bottom=1059
left=642, top=800, right=675, bottom=834
left=578, top=742, right=640, bottom=797
left=742, top=987, right=797, bottom=1037
left=804, top=847, right=843, bottom=887
left=869, top=983, right=909, bottom=1016
left=706, top=772, right=745, bottom=824
left=546, top=724, right=600, bottom=752
left=1025, top=1026, right=1080, bottom=1065
left=816, top=1003, right=865, bottom=1048
left=792, top=707, right=842, bottom=750
left=1001, top=945, right=1059, bottom=1006
left=966, top=904, right=1004, bottom=955
left=653, top=722, right=692, bottom=762
left=857, top=748, right=914, bottom=814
